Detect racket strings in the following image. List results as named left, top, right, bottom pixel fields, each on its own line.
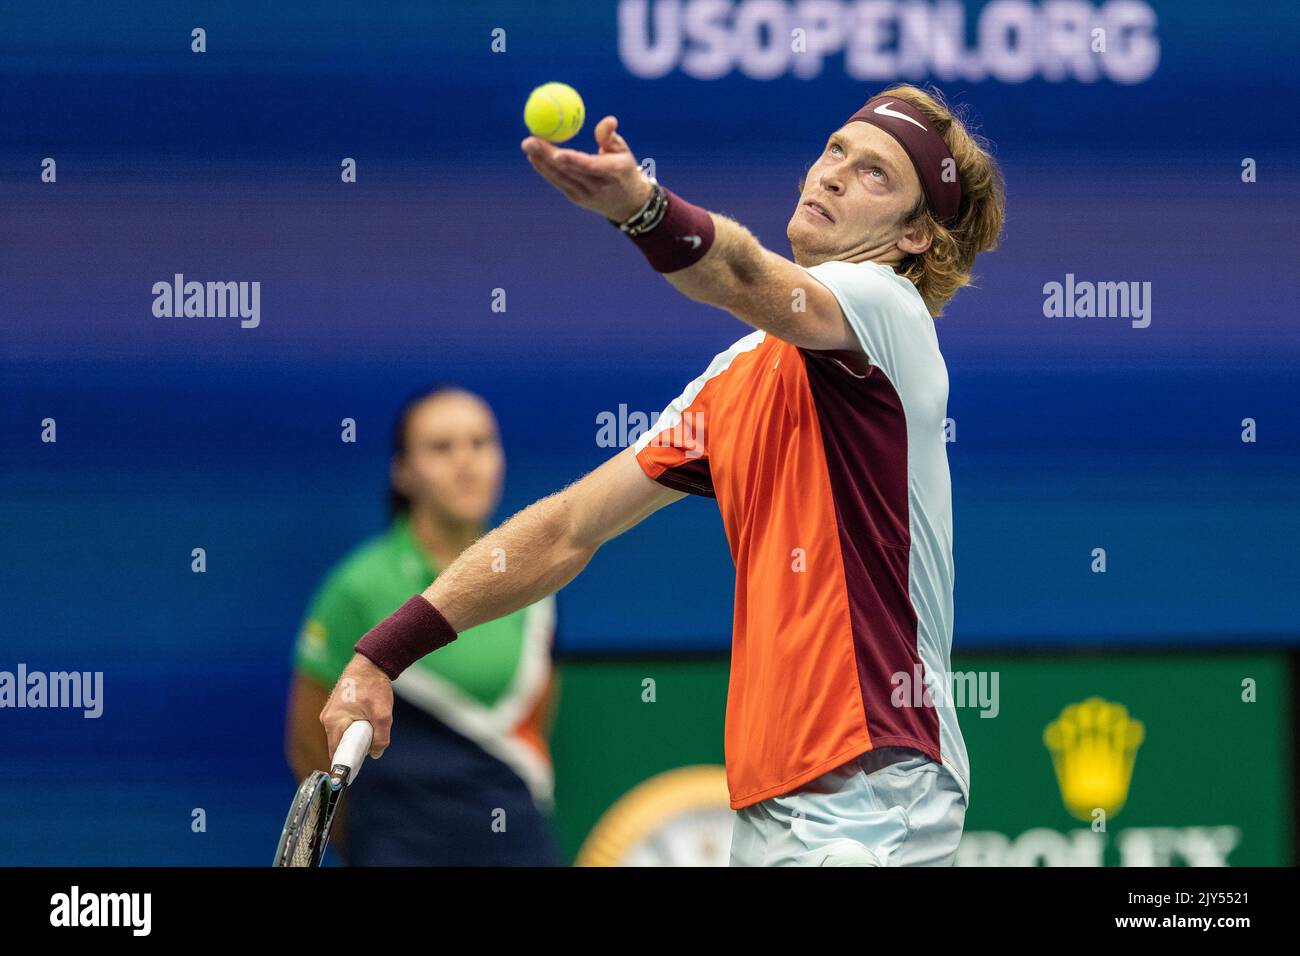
left=276, top=773, right=332, bottom=867
left=291, top=784, right=328, bottom=867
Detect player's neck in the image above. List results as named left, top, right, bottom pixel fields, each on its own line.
left=792, top=241, right=904, bottom=269
left=407, top=509, right=481, bottom=572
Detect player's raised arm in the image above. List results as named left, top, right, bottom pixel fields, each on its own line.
left=530, top=117, right=940, bottom=355
left=659, top=217, right=856, bottom=350
left=522, top=117, right=856, bottom=351
left=318, top=446, right=684, bottom=756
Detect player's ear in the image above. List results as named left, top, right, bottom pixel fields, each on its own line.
left=897, top=213, right=933, bottom=256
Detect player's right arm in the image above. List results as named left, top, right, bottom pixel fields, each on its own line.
left=319, top=445, right=684, bottom=756
left=425, top=444, right=685, bottom=634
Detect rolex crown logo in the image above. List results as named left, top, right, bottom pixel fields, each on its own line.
left=1043, top=697, right=1145, bottom=822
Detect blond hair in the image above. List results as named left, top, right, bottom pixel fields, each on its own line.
left=877, top=84, right=1005, bottom=317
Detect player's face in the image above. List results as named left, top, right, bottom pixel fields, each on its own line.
left=395, top=392, right=504, bottom=527
left=787, top=122, right=928, bottom=266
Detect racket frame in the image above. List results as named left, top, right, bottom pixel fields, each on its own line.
left=273, top=770, right=343, bottom=867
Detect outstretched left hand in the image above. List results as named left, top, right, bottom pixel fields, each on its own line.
left=521, top=115, right=656, bottom=223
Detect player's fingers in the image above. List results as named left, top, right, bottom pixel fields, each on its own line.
left=320, top=706, right=345, bottom=757
left=322, top=707, right=384, bottom=760
left=525, top=134, right=607, bottom=182
left=368, top=714, right=391, bottom=758
left=523, top=135, right=584, bottom=173
left=520, top=135, right=555, bottom=159
left=529, top=157, right=589, bottom=198
left=362, top=688, right=391, bottom=758
left=525, top=148, right=593, bottom=198
left=557, top=148, right=615, bottom=180
left=596, top=115, right=627, bottom=153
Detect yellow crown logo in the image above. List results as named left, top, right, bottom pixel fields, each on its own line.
left=1043, top=697, right=1145, bottom=822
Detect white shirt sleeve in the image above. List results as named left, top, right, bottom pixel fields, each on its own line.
left=800, top=260, right=935, bottom=392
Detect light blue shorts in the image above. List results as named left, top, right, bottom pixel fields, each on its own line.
left=729, top=748, right=967, bottom=867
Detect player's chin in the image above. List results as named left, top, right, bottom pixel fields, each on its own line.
left=787, top=214, right=828, bottom=249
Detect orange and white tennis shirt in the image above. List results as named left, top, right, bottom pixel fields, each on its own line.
left=635, top=260, right=969, bottom=810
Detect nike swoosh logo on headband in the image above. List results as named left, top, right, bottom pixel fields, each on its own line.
left=678, top=234, right=702, bottom=249
left=874, top=101, right=928, bottom=131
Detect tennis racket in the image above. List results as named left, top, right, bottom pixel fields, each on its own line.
left=273, top=720, right=373, bottom=867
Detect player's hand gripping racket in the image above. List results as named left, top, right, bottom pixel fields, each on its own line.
left=273, top=720, right=373, bottom=867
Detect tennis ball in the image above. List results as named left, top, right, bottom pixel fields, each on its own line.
left=524, top=82, right=585, bottom=143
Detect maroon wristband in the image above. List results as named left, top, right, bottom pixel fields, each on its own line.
left=630, top=189, right=716, bottom=273
left=354, top=595, right=457, bottom=680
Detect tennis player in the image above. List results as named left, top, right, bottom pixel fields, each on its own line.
left=321, top=84, right=1005, bottom=866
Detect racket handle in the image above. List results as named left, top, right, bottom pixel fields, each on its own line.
left=330, top=720, right=374, bottom=787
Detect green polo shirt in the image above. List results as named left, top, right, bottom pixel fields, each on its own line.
left=293, top=517, right=531, bottom=707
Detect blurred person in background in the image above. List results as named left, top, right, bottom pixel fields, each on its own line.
left=285, top=386, right=560, bottom=865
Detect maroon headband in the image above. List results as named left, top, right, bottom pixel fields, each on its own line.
left=846, top=97, right=961, bottom=225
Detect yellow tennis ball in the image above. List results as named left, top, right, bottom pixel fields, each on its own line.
left=524, top=82, right=585, bottom=143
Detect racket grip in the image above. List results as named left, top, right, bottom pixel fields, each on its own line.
left=331, top=720, right=374, bottom=786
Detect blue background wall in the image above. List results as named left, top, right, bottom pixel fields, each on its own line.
left=1, top=1, right=1296, bottom=863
